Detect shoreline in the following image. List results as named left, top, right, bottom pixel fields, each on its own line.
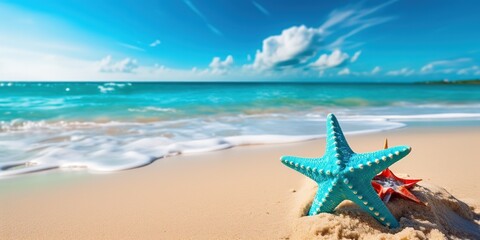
left=1, top=125, right=479, bottom=239
left=2, top=120, right=480, bottom=179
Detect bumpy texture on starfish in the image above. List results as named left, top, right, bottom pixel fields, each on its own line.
left=281, top=113, right=411, bottom=228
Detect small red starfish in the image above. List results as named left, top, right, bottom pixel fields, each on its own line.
left=371, top=139, right=422, bottom=204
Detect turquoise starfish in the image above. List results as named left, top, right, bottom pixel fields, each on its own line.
left=281, top=113, right=411, bottom=228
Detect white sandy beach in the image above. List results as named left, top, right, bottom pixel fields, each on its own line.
left=1, top=126, right=479, bottom=239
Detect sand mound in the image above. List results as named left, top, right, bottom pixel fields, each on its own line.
left=289, top=181, right=480, bottom=240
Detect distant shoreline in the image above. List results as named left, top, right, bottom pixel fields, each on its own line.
left=420, top=79, right=480, bottom=85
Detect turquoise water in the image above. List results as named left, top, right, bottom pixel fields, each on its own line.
left=1, top=82, right=480, bottom=176
left=2, top=82, right=480, bottom=122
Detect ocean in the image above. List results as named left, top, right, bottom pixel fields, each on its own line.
left=1, top=82, right=479, bottom=177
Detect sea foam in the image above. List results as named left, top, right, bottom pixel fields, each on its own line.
left=2, top=111, right=480, bottom=177
left=0, top=113, right=408, bottom=177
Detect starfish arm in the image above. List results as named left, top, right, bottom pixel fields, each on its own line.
left=325, top=114, right=354, bottom=156
left=280, top=155, right=329, bottom=181
left=348, top=146, right=411, bottom=179
left=347, top=181, right=399, bottom=228
left=309, top=180, right=344, bottom=215
left=383, top=190, right=393, bottom=203
left=387, top=169, right=422, bottom=188
left=371, top=181, right=386, bottom=199
left=397, top=186, right=423, bottom=204
left=403, top=179, right=422, bottom=189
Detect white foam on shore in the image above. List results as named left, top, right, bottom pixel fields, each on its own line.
left=127, top=107, right=176, bottom=113
left=366, top=113, right=480, bottom=121
left=0, top=112, right=478, bottom=177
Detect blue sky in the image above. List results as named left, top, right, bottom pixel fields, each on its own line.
left=0, top=0, right=479, bottom=81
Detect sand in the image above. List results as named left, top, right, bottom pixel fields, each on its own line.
left=290, top=180, right=480, bottom=239
left=1, top=126, right=479, bottom=239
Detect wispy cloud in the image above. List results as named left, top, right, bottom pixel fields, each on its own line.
left=322, top=0, right=397, bottom=50
left=183, top=0, right=206, bottom=21
left=421, top=58, right=472, bottom=73
left=386, top=67, right=414, bottom=76
left=149, top=39, right=161, bottom=47
left=206, top=24, right=222, bottom=36
left=252, top=1, right=270, bottom=16
left=457, top=65, right=479, bottom=75
left=118, top=42, right=145, bottom=52
left=371, top=66, right=381, bottom=74
left=350, top=51, right=362, bottom=62
left=338, top=66, right=381, bottom=77
left=183, top=0, right=222, bottom=36
left=338, top=68, right=350, bottom=75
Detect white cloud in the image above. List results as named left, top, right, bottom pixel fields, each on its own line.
left=98, top=55, right=139, bottom=73
left=420, top=64, right=433, bottom=73
left=386, top=68, right=414, bottom=76
left=252, top=25, right=322, bottom=70
left=350, top=51, right=362, bottom=62
left=250, top=1, right=394, bottom=72
left=311, top=49, right=349, bottom=69
left=149, top=39, right=161, bottom=47
left=0, top=45, right=245, bottom=81
left=371, top=66, right=381, bottom=74
left=338, top=68, right=350, bottom=75
left=421, top=58, right=471, bottom=73
left=208, top=55, right=234, bottom=75
left=0, top=46, right=240, bottom=81
left=153, top=64, right=166, bottom=71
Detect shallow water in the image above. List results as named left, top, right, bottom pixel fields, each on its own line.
left=1, top=82, right=479, bottom=176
